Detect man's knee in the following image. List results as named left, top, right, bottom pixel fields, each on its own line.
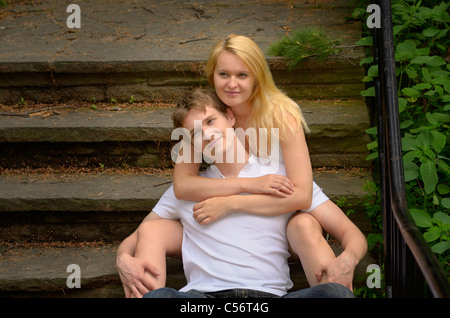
left=143, top=287, right=179, bottom=298
left=319, top=283, right=355, bottom=298
left=284, top=283, right=355, bottom=298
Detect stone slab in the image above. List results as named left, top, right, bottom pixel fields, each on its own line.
left=0, top=169, right=372, bottom=213
left=0, top=242, right=376, bottom=295
left=0, top=0, right=366, bottom=103
left=0, top=101, right=370, bottom=143
left=0, top=173, right=172, bottom=212
left=0, top=0, right=363, bottom=70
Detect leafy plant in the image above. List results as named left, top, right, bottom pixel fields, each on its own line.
left=359, top=0, right=450, bottom=272
left=267, top=27, right=342, bottom=70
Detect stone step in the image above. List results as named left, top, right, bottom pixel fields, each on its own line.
left=0, top=169, right=373, bottom=242
left=0, top=242, right=376, bottom=297
left=0, top=100, right=371, bottom=168
left=0, top=0, right=365, bottom=104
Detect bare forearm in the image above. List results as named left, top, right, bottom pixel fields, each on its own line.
left=117, top=231, right=138, bottom=258
left=340, top=228, right=368, bottom=264
left=174, top=174, right=246, bottom=201
left=228, top=190, right=311, bottom=216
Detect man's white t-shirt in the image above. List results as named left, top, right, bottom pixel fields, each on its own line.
left=153, top=155, right=328, bottom=296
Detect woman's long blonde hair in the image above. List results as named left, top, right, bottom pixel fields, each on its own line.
left=205, top=34, right=310, bottom=150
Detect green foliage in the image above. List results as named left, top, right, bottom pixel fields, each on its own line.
left=360, top=0, right=450, bottom=274
left=267, top=27, right=341, bottom=70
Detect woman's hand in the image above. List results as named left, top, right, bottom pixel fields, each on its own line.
left=193, top=197, right=233, bottom=225
left=244, top=174, right=295, bottom=197
left=315, top=250, right=358, bottom=291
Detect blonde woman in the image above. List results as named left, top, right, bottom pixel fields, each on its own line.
left=116, top=35, right=367, bottom=298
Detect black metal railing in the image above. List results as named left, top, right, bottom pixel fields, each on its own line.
left=372, top=0, right=450, bottom=298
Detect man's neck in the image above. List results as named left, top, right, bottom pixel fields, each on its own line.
left=214, top=136, right=249, bottom=178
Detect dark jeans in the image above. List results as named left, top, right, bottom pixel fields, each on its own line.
left=143, top=283, right=355, bottom=298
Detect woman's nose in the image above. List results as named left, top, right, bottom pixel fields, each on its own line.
left=227, top=76, right=237, bottom=89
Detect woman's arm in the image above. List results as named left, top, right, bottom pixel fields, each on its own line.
left=279, top=114, right=314, bottom=210
left=173, top=161, right=244, bottom=200
left=173, top=161, right=294, bottom=201
left=309, top=201, right=368, bottom=289
left=193, top=192, right=300, bottom=224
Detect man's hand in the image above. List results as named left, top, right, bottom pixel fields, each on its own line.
left=193, top=197, right=232, bottom=225
left=315, top=250, right=358, bottom=290
left=116, top=253, right=161, bottom=298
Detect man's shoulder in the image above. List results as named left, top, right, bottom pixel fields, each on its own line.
left=240, top=155, right=284, bottom=177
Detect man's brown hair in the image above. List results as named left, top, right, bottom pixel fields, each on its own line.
left=172, top=89, right=228, bottom=129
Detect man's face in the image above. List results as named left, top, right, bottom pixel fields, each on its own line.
left=182, top=105, right=236, bottom=162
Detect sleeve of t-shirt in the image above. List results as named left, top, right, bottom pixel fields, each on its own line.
left=152, top=185, right=180, bottom=220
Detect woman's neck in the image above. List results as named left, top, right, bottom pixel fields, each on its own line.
left=214, top=135, right=249, bottom=178
left=231, top=103, right=251, bottom=130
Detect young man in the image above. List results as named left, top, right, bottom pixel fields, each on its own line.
left=116, top=89, right=363, bottom=298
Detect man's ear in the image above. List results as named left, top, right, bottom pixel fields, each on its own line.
left=226, top=108, right=236, bottom=126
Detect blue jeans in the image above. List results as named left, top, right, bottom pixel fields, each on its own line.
left=143, top=283, right=355, bottom=298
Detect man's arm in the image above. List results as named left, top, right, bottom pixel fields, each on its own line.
left=115, top=211, right=164, bottom=297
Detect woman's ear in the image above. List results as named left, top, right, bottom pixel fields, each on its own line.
left=226, top=108, right=236, bottom=126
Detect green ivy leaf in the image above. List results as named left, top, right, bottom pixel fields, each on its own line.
left=441, top=197, right=450, bottom=209
left=416, top=130, right=433, bottom=148
left=413, top=83, right=432, bottom=90
left=404, top=161, right=420, bottom=181
left=430, top=130, right=446, bottom=153
left=402, top=87, right=420, bottom=98
left=420, top=160, right=438, bottom=194
left=432, top=212, right=450, bottom=225
left=410, top=208, right=432, bottom=227
left=432, top=241, right=450, bottom=254
left=396, top=40, right=416, bottom=60
left=411, top=55, right=434, bottom=65
left=424, top=226, right=441, bottom=242
left=355, top=36, right=373, bottom=46
left=361, top=87, right=375, bottom=97
left=423, top=27, right=440, bottom=37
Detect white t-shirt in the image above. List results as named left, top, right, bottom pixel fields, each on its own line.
left=153, top=155, right=328, bottom=296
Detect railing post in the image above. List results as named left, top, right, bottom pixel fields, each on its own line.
left=374, top=0, right=450, bottom=298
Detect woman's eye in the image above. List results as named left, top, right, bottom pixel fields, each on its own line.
left=239, top=73, right=248, bottom=78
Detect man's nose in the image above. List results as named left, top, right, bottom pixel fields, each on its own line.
left=203, top=127, right=214, bottom=140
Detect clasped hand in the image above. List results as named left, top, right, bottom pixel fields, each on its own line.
left=193, top=174, right=294, bottom=225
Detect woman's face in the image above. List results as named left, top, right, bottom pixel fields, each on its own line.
left=213, top=51, right=256, bottom=110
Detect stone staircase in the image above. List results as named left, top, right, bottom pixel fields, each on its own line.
left=0, top=0, right=375, bottom=297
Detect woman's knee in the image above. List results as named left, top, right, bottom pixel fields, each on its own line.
left=287, top=212, right=322, bottom=237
